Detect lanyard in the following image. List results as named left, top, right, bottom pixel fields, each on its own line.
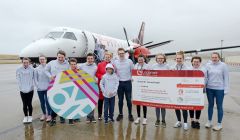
left=137, top=64, right=144, bottom=70
left=176, top=64, right=183, bottom=70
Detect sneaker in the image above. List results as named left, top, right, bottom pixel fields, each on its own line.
left=91, top=118, right=97, bottom=123
left=116, top=114, right=123, bottom=121
left=129, top=115, right=134, bottom=122
left=60, top=117, right=65, bottom=124
left=104, top=120, right=108, bottom=124
left=195, top=122, right=200, bottom=129
left=49, top=119, right=56, bottom=126
left=142, top=118, right=147, bottom=125
left=155, top=120, right=160, bottom=127
left=183, top=123, right=189, bottom=130
left=46, top=116, right=52, bottom=122
left=161, top=120, right=166, bottom=128
left=40, top=115, right=46, bottom=121
left=205, top=121, right=212, bottom=128
left=191, top=121, right=196, bottom=128
left=110, top=118, right=115, bottom=122
left=69, top=120, right=74, bottom=125
left=98, top=117, right=102, bottom=120
left=134, top=117, right=140, bottom=124
left=212, top=124, right=222, bottom=131
left=74, top=119, right=80, bottom=123
left=23, top=117, right=28, bottom=124
left=27, top=116, right=33, bottom=123
left=86, top=118, right=91, bottom=123
left=174, top=121, right=182, bottom=128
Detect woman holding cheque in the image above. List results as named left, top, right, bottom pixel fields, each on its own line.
left=172, top=51, right=190, bottom=131
left=151, top=53, right=170, bottom=127
left=134, top=54, right=150, bottom=125
left=189, top=56, right=205, bottom=129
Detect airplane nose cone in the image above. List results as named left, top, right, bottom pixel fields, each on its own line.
left=19, top=43, right=40, bottom=58
left=19, top=39, right=57, bottom=58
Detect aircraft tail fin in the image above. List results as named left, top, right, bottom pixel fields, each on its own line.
left=132, top=22, right=145, bottom=45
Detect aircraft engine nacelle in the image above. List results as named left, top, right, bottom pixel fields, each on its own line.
left=134, top=46, right=151, bottom=59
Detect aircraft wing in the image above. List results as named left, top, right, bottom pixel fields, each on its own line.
left=148, top=45, right=240, bottom=58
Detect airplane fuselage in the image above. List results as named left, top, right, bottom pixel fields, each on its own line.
left=19, top=27, right=134, bottom=62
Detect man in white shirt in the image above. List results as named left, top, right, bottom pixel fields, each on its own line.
left=113, top=48, right=134, bottom=122
left=45, top=50, right=70, bottom=126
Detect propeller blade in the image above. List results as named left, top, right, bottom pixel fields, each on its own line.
left=123, top=27, right=130, bottom=47
left=147, top=45, right=240, bottom=58
left=143, top=41, right=153, bottom=46
left=145, top=40, right=173, bottom=49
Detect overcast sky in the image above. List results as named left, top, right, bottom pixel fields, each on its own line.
left=0, top=0, right=240, bottom=54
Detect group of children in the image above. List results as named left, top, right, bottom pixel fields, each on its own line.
left=16, top=48, right=229, bottom=131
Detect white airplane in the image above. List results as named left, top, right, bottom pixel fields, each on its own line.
left=19, top=22, right=240, bottom=63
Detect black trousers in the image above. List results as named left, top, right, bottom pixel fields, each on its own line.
left=51, top=111, right=65, bottom=121
left=98, top=99, right=104, bottom=117
left=189, top=110, right=201, bottom=120
left=137, top=105, right=147, bottom=118
left=175, top=109, right=188, bottom=123
left=20, top=91, right=34, bottom=116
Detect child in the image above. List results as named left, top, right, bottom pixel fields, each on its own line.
left=16, top=57, right=34, bottom=124
left=100, top=64, right=119, bottom=124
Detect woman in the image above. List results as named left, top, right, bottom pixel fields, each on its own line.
left=96, top=52, right=113, bottom=120
left=34, top=55, right=51, bottom=122
left=151, top=53, right=170, bottom=127
left=189, top=56, right=205, bottom=129
left=134, top=54, right=149, bottom=125
left=205, top=52, right=229, bottom=131
left=16, top=57, right=34, bottom=123
left=172, top=51, right=189, bottom=130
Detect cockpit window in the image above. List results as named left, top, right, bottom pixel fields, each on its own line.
left=45, top=32, right=64, bottom=39
left=63, top=32, right=77, bottom=41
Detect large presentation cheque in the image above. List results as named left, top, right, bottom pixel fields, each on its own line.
left=132, top=70, right=205, bottom=110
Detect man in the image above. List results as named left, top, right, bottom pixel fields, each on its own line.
left=79, top=53, right=98, bottom=123
left=113, top=48, right=134, bottom=122
left=45, top=50, right=70, bottom=126
left=65, top=58, right=81, bottom=125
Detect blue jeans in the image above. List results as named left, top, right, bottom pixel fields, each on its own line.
left=206, top=88, right=224, bottom=123
left=104, top=96, right=115, bottom=121
left=117, top=80, right=132, bottom=116
left=38, top=90, right=51, bottom=115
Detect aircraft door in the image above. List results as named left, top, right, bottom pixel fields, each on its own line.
left=82, top=31, right=96, bottom=57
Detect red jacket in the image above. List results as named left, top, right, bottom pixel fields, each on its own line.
left=96, top=61, right=111, bottom=99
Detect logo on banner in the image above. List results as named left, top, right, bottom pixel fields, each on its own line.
left=47, top=70, right=99, bottom=119
left=137, top=70, right=144, bottom=76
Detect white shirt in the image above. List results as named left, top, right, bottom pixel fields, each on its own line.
left=113, top=58, right=134, bottom=81
left=16, top=66, right=34, bottom=93
left=34, top=64, right=50, bottom=91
